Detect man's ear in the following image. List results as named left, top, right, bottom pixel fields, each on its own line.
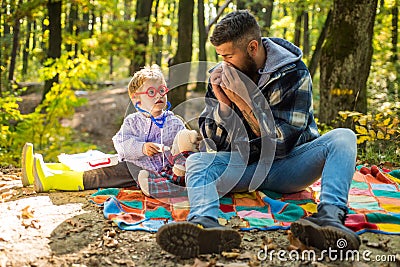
left=247, top=40, right=259, bottom=56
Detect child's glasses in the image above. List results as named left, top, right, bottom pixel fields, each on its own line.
left=135, top=85, right=169, bottom=98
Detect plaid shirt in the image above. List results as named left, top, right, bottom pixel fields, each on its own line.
left=112, top=111, right=185, bottom=172
left=144, top=151, right=195, bottom=198
left=199, top=38, right=320, bottom=159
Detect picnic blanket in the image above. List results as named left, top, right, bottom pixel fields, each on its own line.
left=89, top=167, right=400, bottom=234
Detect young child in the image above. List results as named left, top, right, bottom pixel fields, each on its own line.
left=112, top=64, right=191, bottom=196
left=24, top=64, right=194, bottom=198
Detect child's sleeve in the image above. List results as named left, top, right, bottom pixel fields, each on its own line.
left=112, top=116, right=147, bottom=161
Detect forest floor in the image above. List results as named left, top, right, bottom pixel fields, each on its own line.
left=1, top=86, right=399, bottom=267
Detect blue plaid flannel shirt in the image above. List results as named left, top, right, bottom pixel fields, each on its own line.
left=199, top=60, right=320, bottom=159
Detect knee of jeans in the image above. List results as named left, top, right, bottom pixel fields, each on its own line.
left=331, top=128, right=357, bottom=151
left=186, top=152, right=215, bottom=172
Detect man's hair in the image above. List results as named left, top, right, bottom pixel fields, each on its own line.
left=210, top=10, right=261, bottom=49
left=128, top=64, right=165, bottom=96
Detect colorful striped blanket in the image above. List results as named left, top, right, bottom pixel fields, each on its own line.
left=89, top=167, right=400, bottom=234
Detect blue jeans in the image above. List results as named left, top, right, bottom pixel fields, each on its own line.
left=185, top=128, right=357, bottom=221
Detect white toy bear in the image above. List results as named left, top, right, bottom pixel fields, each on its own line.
left=138, top=129, right=199, bottom=196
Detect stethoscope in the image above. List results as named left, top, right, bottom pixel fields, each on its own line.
left=134, top=101, right=171, bottom=129
left=135, top=101, right=172, bottom=167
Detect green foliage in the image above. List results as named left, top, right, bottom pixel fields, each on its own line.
left=315, top=117, right=334, bottom=135
left=0, top=54, right=104, bottom=167
left=338, top=111, right=400, bottom=163
left=0, top=93, right=24, bottom=166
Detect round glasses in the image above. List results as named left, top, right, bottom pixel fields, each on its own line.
left=135, top=85, right=169, bottom=98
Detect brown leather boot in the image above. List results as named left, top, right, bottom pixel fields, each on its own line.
left=290, top=204, right=360, bottom=251
left=156, top=216, right=241, bottom=258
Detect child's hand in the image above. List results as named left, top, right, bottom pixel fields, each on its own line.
left=142, top=142, right=161, bottom=157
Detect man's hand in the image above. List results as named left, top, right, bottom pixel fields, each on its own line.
left=220, top=64, right=261, bottom=137
left=210, top=66, right=232, bottom=116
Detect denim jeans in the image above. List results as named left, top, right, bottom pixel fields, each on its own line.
left=185, top=128, right=357, bottom=221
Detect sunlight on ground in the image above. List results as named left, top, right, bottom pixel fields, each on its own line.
left=0, top=196, right=86, bottom=265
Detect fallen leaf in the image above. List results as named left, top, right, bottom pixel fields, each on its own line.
left=66, top=219, right=79, bottom=227
left=22, top=219, right=40, bottom=229
left=104, top=238, right=118, bottom=248
left=267, top=243, right=278, bottom=250
left=287, top=230, right=310, bottom=251
left=227, top=216, right=245, bottom=228
left=221, top=251, right=240, bottom=259
left=21, top=205, right=34, bottom=219
left=261, top=236, right=273, bottom=245
left=237, top=251, right=253, bottom=260
left=242, top=233, right=255, bottom=242
left=191, top=258, right=208, bottom=267
left=224, top=263, right=249, bottom=267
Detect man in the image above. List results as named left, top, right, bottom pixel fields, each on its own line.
left=156, top=10, right=360, bottom=258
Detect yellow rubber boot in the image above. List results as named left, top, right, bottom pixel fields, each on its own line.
left=33, top=154, right=84, bottom=192
left=21, top=143, right=71, bottom=186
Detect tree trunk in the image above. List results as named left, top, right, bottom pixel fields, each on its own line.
left=8, top=0, right=21, bottom=82
left=263, top=0, right=274, bottom=36
left=124, top=0, right=132, bottom=20
left=32, top=20, right=37, bottom=49
left=81, top=7, right=90, bottom=58
left=43, top=0, right=62, bottom=101
left=302, top=11, right=309, bottom=58
left=66, top=2, right=77, bottom=54
left=1, top=0, right=12, bottom=93
left=168, top=0, right=194, bottom=108
left=309, top=9, right=332, bottom=79
left=195, top=0, right=207, bottom=92
left=319, top=0, right=378, bottom=127
left=40, top=18, right=47, bottom=50
left=283, top=7, right=288, bottom=39
left=166, top=1, right=176, bottom=48
left=391, top=0, right=398, bottom=62
left=236, top=0, right=246, bottom=9
left=129, top=0, right=153, bottom=76
left=22, top=20, right=32, bottom=76
left=294, top=12, right=302, bottom=47
left=151, top=0, right=163, bottom=66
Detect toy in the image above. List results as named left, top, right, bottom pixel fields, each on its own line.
left=138, top=129, right=199, bottom=196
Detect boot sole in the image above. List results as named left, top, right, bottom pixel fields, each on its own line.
left=156, top=222, right=241, bottom=258
left=33, top=155, right=45, bottom=193
left=290, top=219, right=360, bottom=251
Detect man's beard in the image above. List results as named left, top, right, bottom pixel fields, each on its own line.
left=240, top=52, right=258, bottom=80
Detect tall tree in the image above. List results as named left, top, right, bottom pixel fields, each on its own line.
left=294, top=12, right=302, bottom=47
left=309, top=9, right=332, bottom=79
left=302, top=10, right=309, bottom=58
left=391, top=0, right=398, bottom=62
left=319, top=0, right=378, bottom=126
left=151, top=0, right=163, bottom=66
left=43, top=0, right=62, bottom=101
left=8, top=0, right=21, bottom=82
left=168, top=0, right=194, bottom=108
left=66, top=2, right=78, bottom=55
left=129, top=0, right=153, bottom=76
left=263, top=0, right=274, bottom=36
left=195, top=0, right=207, bottom=92
left=22, top=20, right=32, bottom=76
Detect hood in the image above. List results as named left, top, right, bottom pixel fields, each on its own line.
left=258, top=38, right=302, bottom=87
